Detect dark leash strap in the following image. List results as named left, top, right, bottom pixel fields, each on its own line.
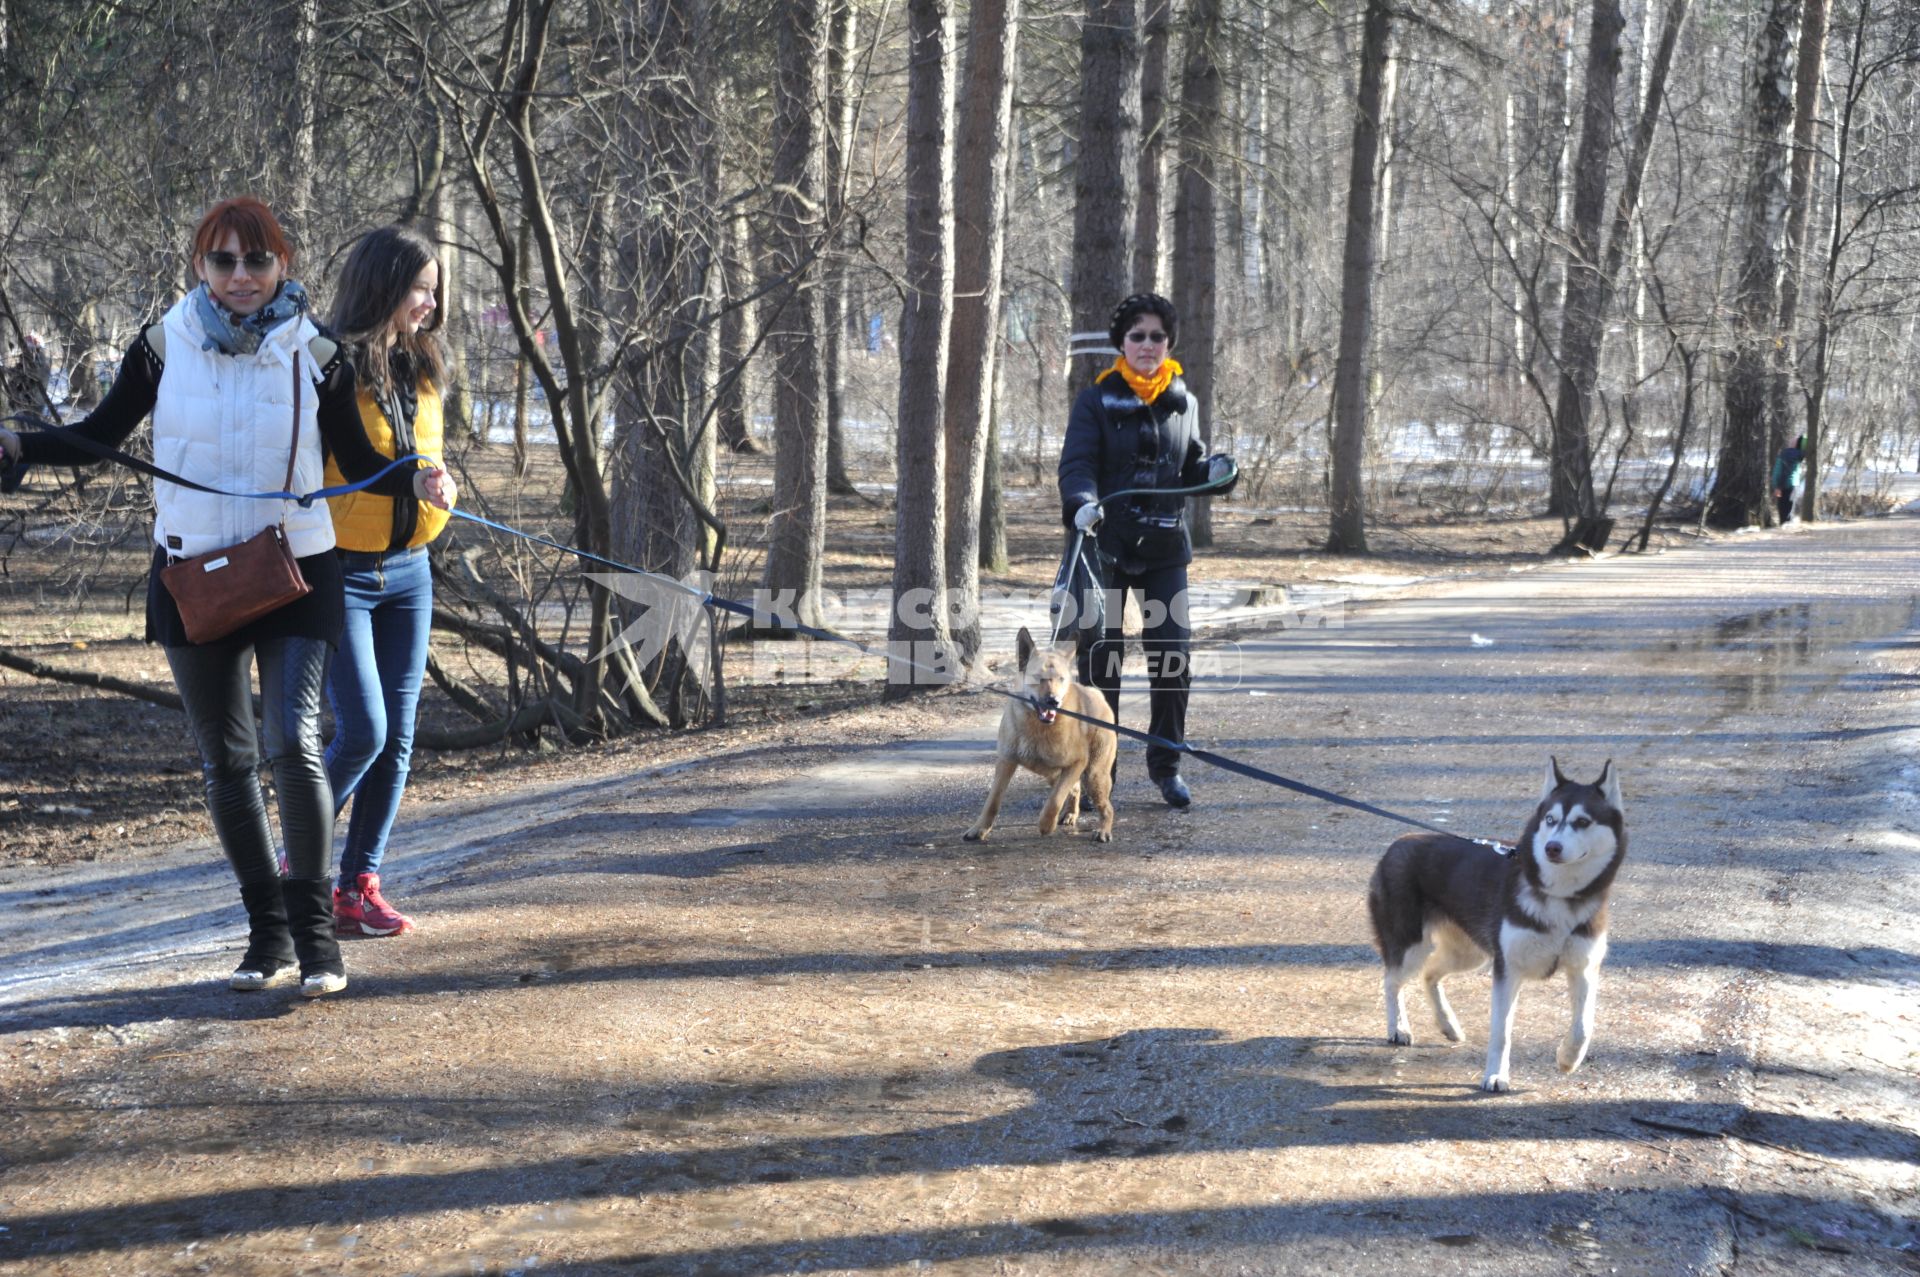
left=1018, top=693, right=1508, bottom=849
left=1, top=415, right=423, bottom=504
left=2, top=431, right=1505, bottom=845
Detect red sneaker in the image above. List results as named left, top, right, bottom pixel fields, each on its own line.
left=333, top=872, right=415, bottom=937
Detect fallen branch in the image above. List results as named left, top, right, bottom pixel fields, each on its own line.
left=0, top=645, right=182, bottom=710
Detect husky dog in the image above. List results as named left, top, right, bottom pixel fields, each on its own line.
left=964, top=626, right=1117, bottom=843
left=1367, top=758, right=1626, bottom=1092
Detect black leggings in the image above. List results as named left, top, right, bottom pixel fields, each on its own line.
left=166, top=637, right=334, bottom=885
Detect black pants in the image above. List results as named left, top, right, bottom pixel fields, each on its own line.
left=166, top=636, right=334, bottom=885
left=1078, top=560, right=1191, bottom=781
left=1777, top=493, right=1794, bottom=523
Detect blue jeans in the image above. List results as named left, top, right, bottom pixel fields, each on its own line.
left=325, top=546, right=432, bottom=885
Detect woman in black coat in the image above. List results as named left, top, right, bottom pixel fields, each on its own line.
left=1058, top=293, right=1234, bottom=808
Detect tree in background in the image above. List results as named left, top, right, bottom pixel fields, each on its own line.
left=888, top=0, right=957, bottom=700
left=1068, top=0, right=1141, bottom=396
left=1710, top=0, right=1802, bottom=529
left=1326, top=0, right=1393, bottom=554
left=1173, top=0, right=1223, bottom=549
left=943, top=0, right=1021, bottom=669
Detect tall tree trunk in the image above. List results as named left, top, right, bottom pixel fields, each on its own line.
left=1767, top=0, right=1831, bottom=482
left=271, top=0, right=321, bottom=240
left=1803, top=0, right=1868, bottom=525
left=1709, top=0, right=1801, bottom=529
left=610, top=0, right=714, bottom=726
left=981, top=303, right=1010, bottom=573
left=1326, top=0, right=1392, bottom=554
left=823, top=0, right=862, bottom=494
left=1133, top=0, right=1172, bottom=293
left=943, top=0, right=1019, bottom=668
left=1173, top=0, right=1222, bottom=548
left=762, top=0, right=831, bottom=630
left=717, top=198, right=760, bottom=454
left=1546, top=1, right=1626, bottom=524
left=888, top=0, right=957, bottom=699
left=427, top=117, right=475, bottom=444
left=512, top=216, right=533, bottom=477
left=1069, top=0, right=1142, bottom=396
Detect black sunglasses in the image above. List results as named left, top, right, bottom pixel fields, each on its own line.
left=202, top=250, right=277, bottom=275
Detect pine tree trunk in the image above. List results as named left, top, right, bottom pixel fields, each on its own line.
left=1547, top=1, right=1626, bottom=525
left=717, top=200, right=759, bottom=455
left=888, top=0, right=958, bottom=699
left=943, top=0, right=1019, bottom=668
left=1767, top=0, right=1831, bottom=493
left=1173, top=0, right=1222, bottom=549
left=1709, top=0, right=1801, bottom=530
left=823, top=0, right=861, bottom=495
left=1069, top=0, right=1142, bottom=396
left=763, top=0, right=831, bottom=630
left=1326, top=0, right=1392, bottom=555
left=1134, top=0, right=1172, bottom=293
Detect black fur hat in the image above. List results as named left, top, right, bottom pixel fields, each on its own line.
left=1108, top=293, right=1177, bottom=353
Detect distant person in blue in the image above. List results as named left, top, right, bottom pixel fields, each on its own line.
left=1772, top=435, right=1806, bottom=524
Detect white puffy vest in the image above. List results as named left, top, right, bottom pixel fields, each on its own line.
left=151, top=296, right=335, bottom=559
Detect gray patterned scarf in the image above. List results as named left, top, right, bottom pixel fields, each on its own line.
left=192, top=279, right=311, bottom=356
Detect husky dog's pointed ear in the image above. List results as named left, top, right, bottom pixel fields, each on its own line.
left=1541, top=756, right=1565, bottom=804
left=1598, top=759, right=1622, bottom=812
left=1016, top=626, right=1035, bottom=669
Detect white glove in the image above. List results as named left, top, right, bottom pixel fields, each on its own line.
left=0, top=427, right=19, bottom=469
left=1073, top=501, right=1103, bottom=532
left=1207, top=454, right=1236, bottom=485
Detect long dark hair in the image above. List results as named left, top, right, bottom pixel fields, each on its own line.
left=327, top=224, right=446, bottom=401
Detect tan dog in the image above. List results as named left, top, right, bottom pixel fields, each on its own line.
left=964, top=626, right=1117, bottom=843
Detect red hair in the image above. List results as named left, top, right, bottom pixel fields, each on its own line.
left=190, top=197, right=295, bottom=268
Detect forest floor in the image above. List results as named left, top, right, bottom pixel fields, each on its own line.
left=0, top=443, right=1706, bottom=872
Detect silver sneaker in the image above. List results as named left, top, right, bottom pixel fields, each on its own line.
left=300, top=971, right=348, bottom=998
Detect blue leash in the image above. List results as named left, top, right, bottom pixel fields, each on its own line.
left=0, top=423, right=1492, bottom=843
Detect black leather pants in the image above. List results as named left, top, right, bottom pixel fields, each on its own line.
left=166, top=636, right=335, bottom=884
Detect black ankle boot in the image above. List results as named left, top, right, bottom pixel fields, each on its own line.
left=231, top=880, right=297, bottom=991
left=281, top=877, right=347, bottom=998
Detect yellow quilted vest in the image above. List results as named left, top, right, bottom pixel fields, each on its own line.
left=325, top=380, right=451, bottom=551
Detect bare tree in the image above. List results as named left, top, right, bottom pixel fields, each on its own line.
left=888, top=0, right=957, bottom=699
left=763, top=0, right=832, bottom=630
left=1710, top=0, right=1802, bottom=529
left=822, top=0, right=862, bottom=496
left=1326, top=0, right=1393, bottom=554
left=1769, top=0, right=1833, bottom=486
left=1069, top=0, right=1142, bottom=396
left=1545, top=0, right=1627, bottom=536
left=1134, top=0, right=1172, bottom=292
left=1173, top=0, right=1222, bottom=548
left=944, top=0, right=1021, bottom=667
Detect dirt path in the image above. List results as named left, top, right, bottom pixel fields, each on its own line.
left=3, top=519, right=1918, bottom=1275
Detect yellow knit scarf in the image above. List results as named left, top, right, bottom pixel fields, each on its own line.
left=1098, top=355, right=1182, bottom=405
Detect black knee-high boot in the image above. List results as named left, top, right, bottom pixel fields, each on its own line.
left=282, top=878, right=347, bottom=997
left=231, top=880, right=297, bottom=991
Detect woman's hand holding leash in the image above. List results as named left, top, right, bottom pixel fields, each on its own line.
left=413, top=466, right=456, bottom=510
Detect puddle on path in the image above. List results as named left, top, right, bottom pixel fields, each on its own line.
left=1653, top=596, right=1919, bottom=713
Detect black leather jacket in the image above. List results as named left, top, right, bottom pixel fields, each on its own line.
left=1058, top=372, right=1228, bottom=573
